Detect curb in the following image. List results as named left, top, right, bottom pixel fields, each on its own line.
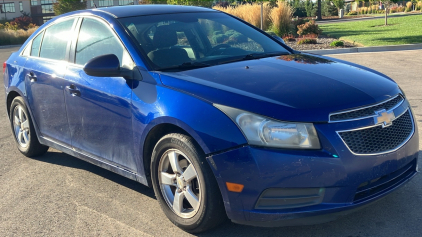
left=303, top=43, right=422, bottom=55
left=0, top=45, right=22, bottom=49
left=318, top=12, right=422, bottom=24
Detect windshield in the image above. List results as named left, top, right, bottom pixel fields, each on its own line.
left=118, top=12, right=290, bottom=71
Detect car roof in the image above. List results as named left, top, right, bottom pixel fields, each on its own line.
left=93, top=5, right=217, bottom=18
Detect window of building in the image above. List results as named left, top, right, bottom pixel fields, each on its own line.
left=40, top=0, right=57, bottom=13
left=98, top=0, right=113, bottom=7
left=40, top=0, right=56, bottom=4
left=40, top=19, right=75, bottom=61
left=43, top=16, right=54, bottom=23
left=41, top=4, right=53, bottom=13
left=1, top=3, right=16, bottom=13
left=19, top=1, right=23, bottom=12
left=31, top=0, right=38, bottom=5
left=119, top=0, right=133, bottom=6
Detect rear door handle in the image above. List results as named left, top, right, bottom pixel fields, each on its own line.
left=66, top=84, right=81, bottom=97
left=27, top=72, right=37, bottom=82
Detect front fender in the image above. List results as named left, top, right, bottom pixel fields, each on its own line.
left=131, top=81, right=247, bottom=180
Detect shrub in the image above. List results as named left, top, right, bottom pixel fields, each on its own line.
left=269, top=1, right=294, bottom=37
left=330, top=40, right=344, bottom=47
left=297, top=20, right=322, bottom=36
left=348, top=11, right=357, bottom=15
left=297, top=38, right=317, bottom=45
left=214, top=1, right=230, bottom=8
left=282, top=34, right=296, bottom=42
left=214, top=3, right=271, bottom=31
left=293, top=7, right=307, bottom=17
left=11, top=16, right=34, bottom=30
left=0, top=27, right=38, bottom=45
left=397, top=6, right=406, bottom=12
left=5, top=22, right=18, bottom=31
left=322, top=0, right=338, bottom=16
left=406, top=1, right=413, bottom=9
left=291, top=18, right=308, bottom=36
left=418, top=1, right=422, bottom=10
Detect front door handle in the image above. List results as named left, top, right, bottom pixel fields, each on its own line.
left=66, top=84, right=81, bottom=97
left=27, top=72, right=37, bottom=82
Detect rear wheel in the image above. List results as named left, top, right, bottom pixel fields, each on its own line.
left=151, top=133, right=226, bottom=233
left=9, top=96, right=48, bottom=157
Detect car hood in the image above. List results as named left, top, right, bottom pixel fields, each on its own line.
left=159, top=53, right=400, bottom=122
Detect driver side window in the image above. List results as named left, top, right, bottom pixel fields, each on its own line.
left=76, top=18, right=128, bottom=66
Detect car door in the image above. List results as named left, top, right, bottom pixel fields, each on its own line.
left=24, top=18, right=77, bottom=146
left=64, top=17, right=137, bottom=171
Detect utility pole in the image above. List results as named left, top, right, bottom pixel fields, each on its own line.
left=260, top=2, right=263, bottom=30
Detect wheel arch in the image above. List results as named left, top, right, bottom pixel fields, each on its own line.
left=6, top=90, right=21, bottom=117
left=140, top=117, right=211, bottom=186
left=6, top=88, right=43, bottom=144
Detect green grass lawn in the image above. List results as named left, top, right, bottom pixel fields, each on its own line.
left=319, top=14, right=422, bottom=46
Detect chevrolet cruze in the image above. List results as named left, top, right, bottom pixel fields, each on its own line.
left=3, top=5, right=418, bottom=233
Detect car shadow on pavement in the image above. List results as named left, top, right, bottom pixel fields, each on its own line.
left=32, top=150, right=156, bottom=200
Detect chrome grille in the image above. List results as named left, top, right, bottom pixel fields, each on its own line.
left=330, top=95, right=404, bottom=122
left=338, top=110, right=413, bottom=155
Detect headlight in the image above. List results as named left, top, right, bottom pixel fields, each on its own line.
left=215, top=104, right=320, bottom=149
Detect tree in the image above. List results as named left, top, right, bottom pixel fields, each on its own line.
left=317, top=0, right=322, bottom=20
left=53, top=0, right=87, bottom=16
left=411, top=0, right=418, bottom=10
left=332, top=0, right=345, bottom=12
left=304, top=0, right=314, bottom=17
left=380, top=0, right=399, bottom=25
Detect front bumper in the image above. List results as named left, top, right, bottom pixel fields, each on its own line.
left=207, top=116, right=419, bottom=227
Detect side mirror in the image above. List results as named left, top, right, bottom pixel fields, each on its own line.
left=273, top=36, right=286, bottom=44
left=83, top=54, right=132, bottom=78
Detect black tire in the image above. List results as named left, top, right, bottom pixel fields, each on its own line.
left=151, top=133, right=227, bottom=233
left=9, top=96, right=49, bottom=157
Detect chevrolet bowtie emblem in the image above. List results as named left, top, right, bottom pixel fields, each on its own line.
left=374, top=109, right=395, bottom=128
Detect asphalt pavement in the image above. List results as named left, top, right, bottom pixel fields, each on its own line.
left=1, top=47, right=422, bottom=237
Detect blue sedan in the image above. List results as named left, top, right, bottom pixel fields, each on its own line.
left=3, top=5, right=418, bottom=233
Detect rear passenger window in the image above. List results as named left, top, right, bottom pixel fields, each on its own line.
left=75, top=18, right=124, bottom=66
left=40, top=19, right=75, bottom=61
left=30, top=32, right=43, bottom=57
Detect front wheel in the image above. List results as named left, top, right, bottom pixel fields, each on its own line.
left=151, top=133, right=226, bottom=233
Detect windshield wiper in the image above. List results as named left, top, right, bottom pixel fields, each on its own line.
left=159, top=62, right=211, bottom=71
left=218, top=52, right=289, bottom=65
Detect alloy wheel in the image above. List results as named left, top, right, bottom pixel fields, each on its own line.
left=158, top=149, right=202, bottom=219
left=13, top=105, right=30, bottom=148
